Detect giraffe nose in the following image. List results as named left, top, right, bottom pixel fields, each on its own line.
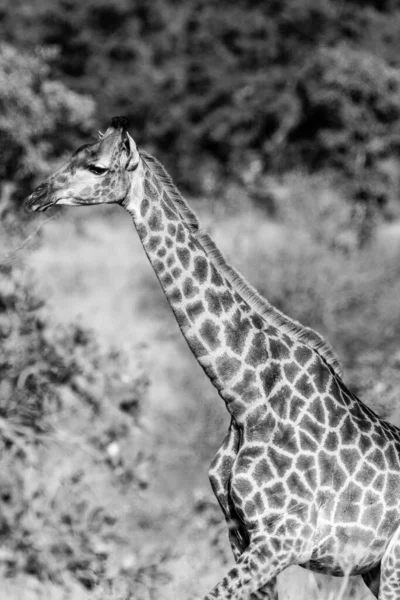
left=25, top=183, right=52, bottom=212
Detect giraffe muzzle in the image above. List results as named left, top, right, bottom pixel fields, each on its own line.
left=24, top=183, right=57, bottom=213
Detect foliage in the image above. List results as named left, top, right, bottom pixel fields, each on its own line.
left=2, top=0, right=400, bottom=197
left=0, top=43, right=95, bottom=203
left=0, top=228, right=152, bottom=589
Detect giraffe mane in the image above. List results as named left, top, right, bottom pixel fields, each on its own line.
left=139, top=150, right=343, bottom=377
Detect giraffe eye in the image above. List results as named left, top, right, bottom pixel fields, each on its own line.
left=88, top=165, right=108, bottom=176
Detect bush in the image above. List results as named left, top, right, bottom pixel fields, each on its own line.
left=0, top=231, right=151, bottom=588
left=0, top=43, right=95, bottom=204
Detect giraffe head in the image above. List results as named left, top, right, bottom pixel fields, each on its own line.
left=25, top=117, right=140, bottom=212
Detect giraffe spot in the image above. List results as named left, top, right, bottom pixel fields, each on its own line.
left=225, top=309, right=252, bottom=355
left=232, top=369, right=261, bottom=403
left=199, top=319, right=221, bottom=350
left=309, top=397, right=326, bottom=425
left=148, top=208, right=163, bottom=231
left=233, top=477, right=253, bottom=497
left=220, top=290, right=235, bottom=312
left=80, top=186, right=91, bottom=197
left=171, top=267, right=182, bottom=279
left=335, top=498, right=360, bottom=523
left=289, top=396, right=305, bottom=421
left=160, top=273, right=173, bottom=288
left=186, top=300, right=205, bottom=322
left=253, top=492, right=265, bottom=513
left=176, top=223, right=186, bottom=243
left=264, top=481, right=286, bottom=509
left=166, top=254, right=175, bottom=268
left=183, top=277, right=200, bottom=299
left=205, top=289, right=223, bottom=316
left=379, top=509, right=399, bottom=538
left=268, top=446, right=292, bottom=477
left=169, top=287, right=182, bottom=304
left=385, top=442, right=400, bottom=469
left=177, top=247, right=190, bottom=269
left=341, top=448, right=362, bottom=474
left=140, top=198, right=150, bottom=217
left=361, top=504, right=384, bottom=528
left=157, top=247, right=167, bottom=258
left=210, top=263, right=224, bottom=287
left=251, top=314, right=264, bottom=330
left=269, top=338, right=290, bottom=360
left=216, top=354, right=241, bottom=383
left=355, top=462, right=376, bottom=485
left=153, top=259, right=165, bottom=275
left=299, top=430, right=318, bottom=453
left=56, top=175, right=68, bottom=184
left=342, top=415, right=356, bottom=445
left=253, top=458, right=275, bottom=486
left=221, top=456, right=234, bottom=477
left=286, top=471, right=311, bottom=497
left=245, top=332, right=269, bottom=368
left=137, top=223, right=148, bottom=240
left=294, top=345, right=313, bottom=364
left=167, top=223, right=177, bottom=236
left=300, top=414, right=325, bottom=443
left=192, top=256, right=208, bottom=284
left=325, top=431, right=339, bottom=452
left=244, top=500, right=256, bottom=518
left=246, top=405, right=268, bottom=430
left=269, top=385, right=292, bottom=419
left=296, top=373, right=315, bottom=398
left=260, top=362, right=282, bottom=396
left=283, top=361, right=301, bottom=383
left=273, top=424, right=298, bottom=454
left=174, top=308, right=190, bottom=329
left=372, top=472, right=385, bottom=492
left=318, top=450, right=340, bottom=489
left=385, top=473, right=400, bottom=506
left=147, top=235, right=162, bottom=252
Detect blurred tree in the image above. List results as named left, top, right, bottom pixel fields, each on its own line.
left=1, top=0, right=400, bottom=197
left=0, top=43, right=95, bottom=208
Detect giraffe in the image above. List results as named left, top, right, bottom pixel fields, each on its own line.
left=26, top=117, right=400, bottom=600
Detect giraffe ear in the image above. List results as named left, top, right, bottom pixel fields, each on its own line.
left=122, top=131, right=139, bottom=172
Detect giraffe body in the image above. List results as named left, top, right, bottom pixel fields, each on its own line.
left=26, top=118, right=400, bottom=599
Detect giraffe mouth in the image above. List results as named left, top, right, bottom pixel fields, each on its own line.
left=24, top=184, right=57, bottom=213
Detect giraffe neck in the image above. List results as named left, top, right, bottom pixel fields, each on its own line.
left=123, top=159, right=290, bottom=423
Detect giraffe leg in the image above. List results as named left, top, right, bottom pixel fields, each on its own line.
left=209, top=421, right=248, bottom=558
left=208, top=422, right=278, bottom=600
left=379, top=525, right=400, bottom=599
left=204, top=538, right=291, bottom=600
left=361, top=564, right=380, bottom=599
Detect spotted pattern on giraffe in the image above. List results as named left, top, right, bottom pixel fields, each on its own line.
left=26, top=120, right=400, bottom=599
